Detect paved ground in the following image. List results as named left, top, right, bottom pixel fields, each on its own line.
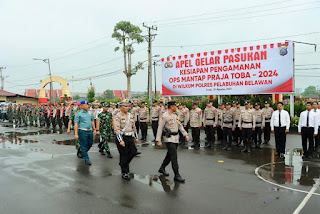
left=0, top=122, right=319, bottom=214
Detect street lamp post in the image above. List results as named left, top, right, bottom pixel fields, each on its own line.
left=33, top=58, right=54, bottom=104
left=152, top=55, right=160, bottom=100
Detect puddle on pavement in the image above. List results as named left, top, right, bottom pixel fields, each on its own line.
left=3, top=129, right=65, bottom=137
left=257, top=148, right=320, bottom=187
left=130, top=174, right=181, bottom=193
left=0, top=136, right=42, bottom=150
left=52, top=139, right=77, bottom=146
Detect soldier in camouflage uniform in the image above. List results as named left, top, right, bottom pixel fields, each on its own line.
left=67, top=103, right=82, bottom=158
left=7, top=104, right=13, bottom=122
left=22, top=105, right=28, bottom=126
left=96, top=102, right=113, bottom=158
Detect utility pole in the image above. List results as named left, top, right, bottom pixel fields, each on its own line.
left=153, top=62, right=157, bottom=99
left=143, top=23, right=157, bottom=104
left=33, top=58, right=54, bottom=104
left=0, top=67, right=6, bottom=90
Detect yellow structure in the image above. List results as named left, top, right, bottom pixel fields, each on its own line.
left=0, top=90, right=38, bottom=106
left=39, top=76, right=71, bottom=104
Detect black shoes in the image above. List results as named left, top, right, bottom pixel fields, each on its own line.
left=99, top=149, right=105, bottom=155
left=77, top=150, right=83, bottom=158
left=122, top=173, right=131, bottom=180
left=241, top=146, right=248, bottom=153
left=107, top=152, right=113, bottom=158
left=174, top=175, right=185, bottom=183
left=158, top=168, right=169, bottom=176
left=136, top=151, right=141, bottom=155
left=226, top=147, right=232, bottom=151
left=85, top=160, right=92, bottom=165
left=222, top=145, right=228, bottom=150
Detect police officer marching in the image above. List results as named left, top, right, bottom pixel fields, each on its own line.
left=156, top=100, right=189, bottom=183
left=131, top=102, right=140, bottom=134
left=114, top=99, right=139, bottom=180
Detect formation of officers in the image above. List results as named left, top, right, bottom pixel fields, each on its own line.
left=5, top=99, right=320, bottom=181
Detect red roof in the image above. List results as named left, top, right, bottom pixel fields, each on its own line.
left=0, top=89, right=17, bottom=97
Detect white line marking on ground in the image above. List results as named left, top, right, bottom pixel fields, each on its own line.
left=292, top=178, right=320, bottom=214
left=255, top=162, right=320, bottom=196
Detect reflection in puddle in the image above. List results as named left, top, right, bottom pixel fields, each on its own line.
left=258, top=148, right=320, bottom=187
left=0, top=136, right=41, bottom=151
left=130, top=174, right=180, bottom=193
left=52, top=139, right=77, bottom=146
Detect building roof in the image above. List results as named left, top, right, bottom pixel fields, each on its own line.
left=0, top=89, right=17, bottom=96
left=0, top=89, right=38, bottom=99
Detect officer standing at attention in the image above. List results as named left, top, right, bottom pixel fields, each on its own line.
left=177, top=104, right=186, bottom=145
left=271, top=102, right=290, bottom=157
left=151, top=100, right=162, bottom=141
left=234, top=101, right=242, bottom=147
left=203, top=100, right=218, bottom=149
left=262, top=101, right=273, bottom=145
left=132, top=102, right=140, bottom=134
left=217, top=103, right=224, bottom=142
left=253, top=103, right=265, bottom=149
left=298, top=102, right=318, bottom=159
left=239, top=101, right=256, bottom=153
left=156, top=100, right=189, bottom=183
left=139, top=102, right=149, bottom=141
left=182, top=103, right=190, bottom=132
left=74, top=101, right=96, bottom=165
left=114, top=99, right=139, bottom=180
left=221, top=102, right=235, bottom=151
left=190, top=102, right=202, bottom=149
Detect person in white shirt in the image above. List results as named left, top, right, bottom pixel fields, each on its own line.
left=312, top=101, right=320, bottom=152
left=271, top=102, right=290, bottom=157
left=299, top=102, right=319, bottom=159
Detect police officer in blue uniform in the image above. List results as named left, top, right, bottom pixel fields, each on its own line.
left=74, top=101, right=96, bottom=165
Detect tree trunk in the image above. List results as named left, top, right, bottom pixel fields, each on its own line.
left=123, top=37, right=127, bottom=75
left=127, top=75, right=131, bottom=99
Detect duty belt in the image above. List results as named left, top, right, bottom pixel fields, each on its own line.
left=223, top=121, right=233, bottom=124
left=242, top=121, right=252, bottom=124
left=265, top=117, right=271, bottom=120
left=170, top=132, right=179, bottom=136
left=79, top=128, right=92, bottom=131
left=206, top=118, right=214, bottom=120
left=140, top=118, right=146, bottom=120
left=152, top=117, right=159, bottom=119
left=256, top=122, right=262, bottom=124
left=122, top=132, right=134, bottom=136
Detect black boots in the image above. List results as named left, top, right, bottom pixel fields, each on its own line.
left=174, top=175, right=185, bottom=183
left=158, top=167, right=169, bottom=176
left=122, top=173, right=130, bottom=180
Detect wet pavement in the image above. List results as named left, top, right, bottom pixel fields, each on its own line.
left=0, top=121, right=319, bottom=214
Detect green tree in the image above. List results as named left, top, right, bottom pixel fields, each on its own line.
left=112, top=21, right=144, bottom=99
left=87, top=88, right=95, bottom=103
left=302, top=85, right=317, bottom=97
left=74, top=94, right=80, bottom=101
left=62, top=94, right=68, bottom=103
left=104, top=89, right=114, bottom=100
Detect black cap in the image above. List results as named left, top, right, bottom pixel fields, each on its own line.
left=218, top=103, right=222, bottom=106
left=255, top=102, right=260, bottom=106
left=236, top=101, right=240, bottom=105
left=244, top=101, right=249, bottom=105
left=277, top=101, right=284, bottom=105
left=264, top=101, right=269, bottom=104
left=232, top=101, right=236, bottom=104
left=159, top=101, right=163, bottom=104
left=207, top=100, right=213, bottom=103
left=141, top=101, right=146, bottom=104
left=225, top=102, right=231, bottom=106
left=306, top=101, right=312, bottom=105
left=192, top=102, right=198, bottom=106
left=153, top=100, right=157, bottom=103
left=181, top=103, right=186, bottom=106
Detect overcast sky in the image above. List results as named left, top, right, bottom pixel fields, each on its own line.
left=0, top=0, right=319, bottom=95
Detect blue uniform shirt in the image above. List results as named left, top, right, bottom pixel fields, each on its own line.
left=74, top=109, right=94, bottom=129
